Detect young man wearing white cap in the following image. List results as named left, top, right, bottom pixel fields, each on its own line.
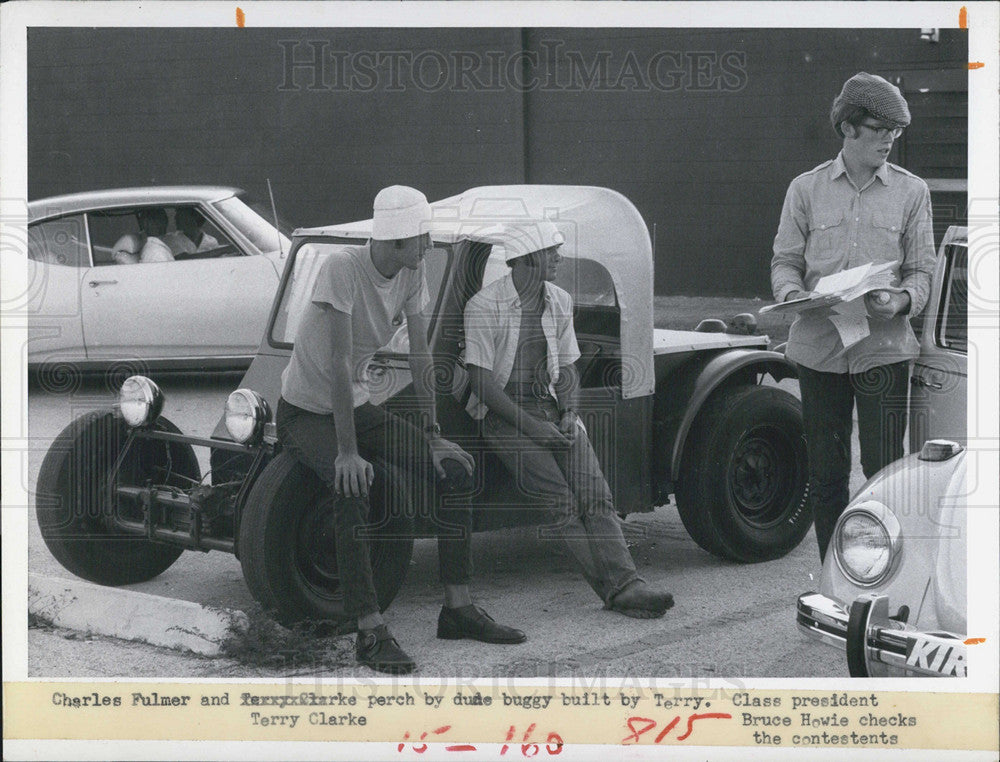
left=771, top=72, right=936, bottom=561
left=277, top=185, right=525, bottom=674
left=464, top=220, right=674, bottom=619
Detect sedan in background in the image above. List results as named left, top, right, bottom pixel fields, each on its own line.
left=26, top=186, right=291, bottom=377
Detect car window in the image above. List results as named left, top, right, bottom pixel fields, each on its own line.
left=164, top=205, right=235, bottom=258
left=212, top=196, right=291, bottom=255
left=88, top=206, right=237, bottom=265
left=375, top=244, right=451, bottom=357
left=89, top=210, right=137, bottom=264
left=554, top=258, right=617, bottom=307
left=271, top=240, right=450, bottom=349
left=936, top=243, right=967, bottom=353
left=28, top=215, right=90, bottom=267
left=270, top=241, right=335, bottom=344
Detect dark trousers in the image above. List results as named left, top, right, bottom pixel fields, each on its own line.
left=276, top=397, right=473, bottom=618
left=797, top=362, right=910, bottom=562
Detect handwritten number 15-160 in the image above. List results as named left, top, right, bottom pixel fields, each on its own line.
left=397, top=724, right=563, bottom=755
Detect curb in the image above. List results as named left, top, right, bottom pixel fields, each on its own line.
left=28, top=573, right=248, bottom=657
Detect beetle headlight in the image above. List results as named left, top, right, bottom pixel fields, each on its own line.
left=224, top=389, right=271, bottom=445
left=833, top=500, right=903, bottom=586
left=118, top=376, right=164, bottom=428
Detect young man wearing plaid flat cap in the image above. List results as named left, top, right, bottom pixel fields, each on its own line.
left=464, top=220, right=674, bottom=619
left=771, top=72, right=936, bottom=561
left=277, top=185, right=526, bottom=675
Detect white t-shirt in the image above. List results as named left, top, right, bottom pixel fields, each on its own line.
left=139, top=236, right=175, bottom=263
left=112, top=233, right=142, bottom=265
left=280, top=244, right=429, bottom=412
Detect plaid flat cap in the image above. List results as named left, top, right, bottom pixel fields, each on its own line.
left=838, top=72, right=911, bottom=127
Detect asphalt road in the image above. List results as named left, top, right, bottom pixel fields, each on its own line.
left=25, top=374, right=854, bottom=679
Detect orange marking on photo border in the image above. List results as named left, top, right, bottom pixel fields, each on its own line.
left=958, top=6, right=967, bottom=29
left=967, top=62, right=985, bottom=70
left=964, top=637, right=986, bottom=645
left=236, top=7, right=245, bottom=27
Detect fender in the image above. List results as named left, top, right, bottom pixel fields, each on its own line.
left=653, top=348, right=798, bottom=488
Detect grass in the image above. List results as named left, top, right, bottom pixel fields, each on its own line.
left=28, top=610, right=55, bottom=630
left=653, top=295, right=792, bottom=345
left=219, top=604, right=354, bottom=670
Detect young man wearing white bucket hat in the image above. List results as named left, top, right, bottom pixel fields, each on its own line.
left=464, top=220, right=675, bottom=619
left=277, top=185, right=526, bottom=674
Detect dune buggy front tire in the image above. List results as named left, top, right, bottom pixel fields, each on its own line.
left=35, top=410, right=200, bottom=585
left=238, top=452, right=414, bottom=631
left=676, top=384, right=810, bottom=562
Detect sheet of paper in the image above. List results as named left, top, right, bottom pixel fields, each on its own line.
left=832, top=295, right=869, bottom=315
left=830, top=313, right=870, bottom=349
left=814, top=263, right=873, bottom=295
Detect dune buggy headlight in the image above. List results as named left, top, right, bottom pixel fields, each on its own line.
left=224, top=389, right=271, bottom=445
left=833, top=500, right=903, bottom=586
left=118, top=375, right=164, bottom=428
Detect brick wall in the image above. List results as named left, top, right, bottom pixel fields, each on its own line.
left=28, top=28, right=526, bottom=225
left=521, top=28, right=968, bottom=294
left=28, top=27, right=967, bottom=296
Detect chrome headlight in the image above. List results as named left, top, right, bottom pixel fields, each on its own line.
left=118, top=376, right=164, bottom=428
left=833, top=500, right=903, bottom=586
left=224, top=389, right=271, bottom=445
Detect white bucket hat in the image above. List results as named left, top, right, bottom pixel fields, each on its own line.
left=371, top=185, right=432, bottom=241
left=497, top=219, right=565, bottom=262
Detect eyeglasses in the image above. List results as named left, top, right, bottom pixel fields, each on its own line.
left=859, top=121, right=904, bottom=139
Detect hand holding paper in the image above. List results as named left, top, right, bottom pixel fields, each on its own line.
left=759, top=262, right=902, bottom=316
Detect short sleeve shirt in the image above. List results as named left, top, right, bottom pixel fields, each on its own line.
left=281, top=244, right=429, bottom=411
left=463, top=274, right=580, bottom=420
left=112, top=233, right=142, bottom=265
left=139, top=237, right=175, bottom=263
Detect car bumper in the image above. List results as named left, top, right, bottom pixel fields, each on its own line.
left=110, top=425, right=273, bottom=555
left=797, top=592, right=967, bottom=677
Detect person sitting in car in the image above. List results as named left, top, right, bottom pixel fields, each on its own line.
left=111, top=208, right=174, bottom=264
left=164, top=207, right=219, bottom=258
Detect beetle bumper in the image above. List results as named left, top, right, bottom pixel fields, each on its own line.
left=797, top=592, right=967, bottom=677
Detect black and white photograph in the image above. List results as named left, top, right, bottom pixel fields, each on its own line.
left=2, top=2, right=998, bottom=760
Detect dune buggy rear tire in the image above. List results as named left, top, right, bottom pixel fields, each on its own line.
left=35, top=410, right=200, bottom=585
left=676, top=384, right=810, bottom=562
left=238, top=451, right=414, bottom=631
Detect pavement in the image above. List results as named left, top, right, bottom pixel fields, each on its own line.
left=20, top=357, right=847, bottom=680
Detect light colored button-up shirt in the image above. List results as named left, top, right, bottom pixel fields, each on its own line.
left=463, top=273, right=581, bottom=420
left=771, top=153, right=936, bottom=373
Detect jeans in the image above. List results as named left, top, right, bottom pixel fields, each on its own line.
left=482, top=398, right=641, bottom=604
left=276, top=398, right=473, bottom=618
left=797, top=362, right=910, bottom=562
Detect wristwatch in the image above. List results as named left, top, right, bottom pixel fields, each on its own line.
left=424, top=422, right=442, bottom=438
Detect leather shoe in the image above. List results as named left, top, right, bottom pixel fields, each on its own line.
left=437, top=605, right=526, bottom=644
left=608, top=583, right=674, bottom=619
left=356, top=624, right=416, bottom=674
